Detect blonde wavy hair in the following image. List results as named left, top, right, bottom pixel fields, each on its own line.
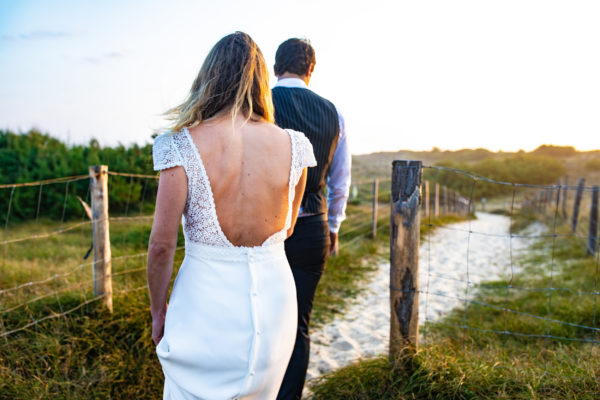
left=165, top=32, right=274, bottom=132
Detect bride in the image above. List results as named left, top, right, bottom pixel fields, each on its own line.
left=146, top=32, right=316, bottom=399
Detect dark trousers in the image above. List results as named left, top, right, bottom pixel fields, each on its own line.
left=277, top=214, right=330, bottom=400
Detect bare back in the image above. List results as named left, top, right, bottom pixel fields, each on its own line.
left=187, top=117, right=295, bottom=247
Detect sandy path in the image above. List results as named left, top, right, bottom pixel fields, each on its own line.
left=305, top=212, right=545, bottom=383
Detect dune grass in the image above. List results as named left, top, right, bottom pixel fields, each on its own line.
left=0, top=217, right=168, bottom=398
left=309, top=213, right=600, bottom=399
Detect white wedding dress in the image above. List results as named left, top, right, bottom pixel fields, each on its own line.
left=152, top=127, right=316, bottom=400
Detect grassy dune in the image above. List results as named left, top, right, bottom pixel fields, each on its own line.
left=0, top=186, right=407, bottom=398
left=309, top=215, right=600, bottom=399
left=0, top=217, right=165, bottom=398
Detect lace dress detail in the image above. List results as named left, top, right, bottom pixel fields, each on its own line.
left=152, top=133, right=183, bottom=171
left=153, top=128, right=316, bottom=248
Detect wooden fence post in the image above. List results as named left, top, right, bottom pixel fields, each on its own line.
left=372, top=179, right=379, bottom=238
left=390, top=160, right=421, bottom=360
left=89, top=165, right=113, bottom=312
left=455, top=191, right=459, bottom=214
left=424, top=180, right=430, bottom=217
left=435, top=183, right=440, bottom=217
left=562, top=176, right=569, bottom=218
left=572, top=178, right=585, bottom=233
left=588, top=186, right=599, bottom=255
left=443, top=186, right=448, bottom=215
left=555, top=180, right=561, bottom=211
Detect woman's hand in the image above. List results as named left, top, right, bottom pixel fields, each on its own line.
left=151, top=306, right=167, bottom=345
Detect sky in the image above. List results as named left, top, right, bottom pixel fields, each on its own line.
left=0, top=0, right=599, bottom=155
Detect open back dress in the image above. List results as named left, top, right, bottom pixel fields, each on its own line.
left=152, top=127, right=316, bottom=400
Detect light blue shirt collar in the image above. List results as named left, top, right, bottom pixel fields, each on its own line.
left=274, top=77, right=308, bottom=89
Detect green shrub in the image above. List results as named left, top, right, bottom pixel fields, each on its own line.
left=0, top=129, right=157, bottom=224
left=424, top=155, right=566, bottom=200
left=531, top=144, right=577, bottom=157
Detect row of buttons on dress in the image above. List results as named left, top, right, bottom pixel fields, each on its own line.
left=248, top=253, right=258, bottom=380
left=249, top=252, right=260, bottom=338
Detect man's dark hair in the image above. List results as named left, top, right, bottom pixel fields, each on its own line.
left=274, top=38, right=315, bottom=77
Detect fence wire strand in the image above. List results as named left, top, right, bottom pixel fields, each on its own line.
left=0, top=175, right=88, bottom=189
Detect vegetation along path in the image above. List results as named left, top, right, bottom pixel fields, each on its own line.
left=306, top=212, right=546, bottom=382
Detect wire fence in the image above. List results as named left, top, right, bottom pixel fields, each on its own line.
left=0, top=167, right=473, bottom=342
left=411, top=164, right=600, bottom=351
left=0, top=170, right=164, bottom=339
left=3, top=163, right=598, bottom=360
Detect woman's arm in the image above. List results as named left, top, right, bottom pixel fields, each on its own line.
left=147, top=166, right=187, bottom=345
left=286, top=168, right=308, bottom=238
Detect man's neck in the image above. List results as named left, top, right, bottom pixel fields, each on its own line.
left=277, top=72, right=310, bottom=86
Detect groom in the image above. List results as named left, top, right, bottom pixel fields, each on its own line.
left=272, top=38, right=351, bottom=400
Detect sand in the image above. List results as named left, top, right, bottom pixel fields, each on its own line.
left=305, top=212, right=546, bottom=384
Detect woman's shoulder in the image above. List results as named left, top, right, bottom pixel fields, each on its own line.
left=261, top=125, right=316, bottom=168
left=153, top=129, right=190, bottom=153
left=274, top=127, right=310, bottom=148
left=256, top=122, right=310, bottom=142
left=152, top=129, right=187, bottom=171
left=281, top=128, right=308, bottom=141
left=254, top=121, right=289, bottom=136
left=154, top=129, right=187, bottom=145
left=247, top=122, right=290, bottom=146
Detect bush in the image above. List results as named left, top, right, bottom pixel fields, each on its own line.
left=424, top=154, right=566, bottom=200
left=0, top=129, right=157, bottom=224
left=531, top=144, right=577, bottom=157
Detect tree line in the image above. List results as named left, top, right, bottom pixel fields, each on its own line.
left=0, top=129, right=582, bottom=224
left=0, top=129, right=157, bottom=224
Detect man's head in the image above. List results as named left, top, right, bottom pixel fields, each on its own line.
left=274, top=38, right=316, bottom=83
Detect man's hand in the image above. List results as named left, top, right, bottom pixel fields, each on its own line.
left=329, top=231, right=338, bottom=255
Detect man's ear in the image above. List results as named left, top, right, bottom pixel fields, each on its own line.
left=305, top=63, right=315, bottom=83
